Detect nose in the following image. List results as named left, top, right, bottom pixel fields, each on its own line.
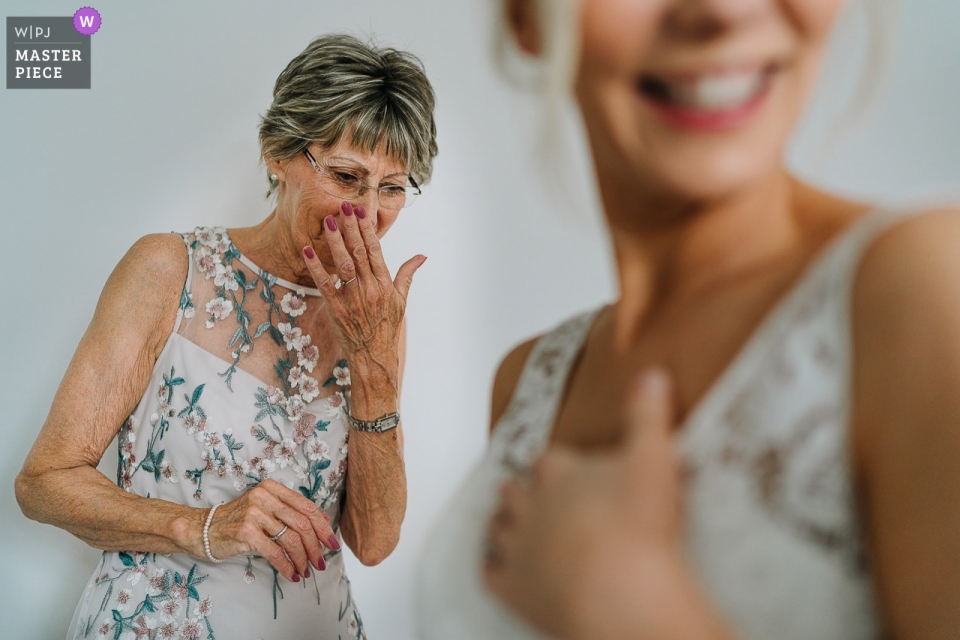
left=666, top=0, right=769, bottom=39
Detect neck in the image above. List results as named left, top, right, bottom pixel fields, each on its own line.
left=602, top=168, right=802, bottom=348
left=230, top=210, right=335, bottom=288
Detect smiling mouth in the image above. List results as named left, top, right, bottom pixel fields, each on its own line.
left=638, top=64, right=780, bottom=128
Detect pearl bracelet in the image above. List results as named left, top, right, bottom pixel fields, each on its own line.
left=203, top=502, right=225, bottom=563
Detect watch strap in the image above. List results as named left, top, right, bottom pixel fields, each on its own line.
left=347, top=411, right=400, bottom=433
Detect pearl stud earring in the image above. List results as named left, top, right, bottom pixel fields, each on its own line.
left=270, top=173, right=278, bottom=181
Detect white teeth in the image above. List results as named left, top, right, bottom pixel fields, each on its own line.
left=667, top=72, right=764, bottom=109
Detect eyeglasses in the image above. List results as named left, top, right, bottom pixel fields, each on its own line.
left=302, top=148, right=421, bottom=209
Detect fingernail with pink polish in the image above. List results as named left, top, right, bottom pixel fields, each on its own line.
left=341, top=201, right=351, bottom=216
left=292, top=573, right=301, bottom=583
left=355, top=206, right=366, bottom=219
left=303, top=246, right=315, bottom=260
left=327, top=535, right=341, bottom=551
left=317, top=557, right=327, bottom=571
left=325, top=216, right=337, bottom=232
left=304, top=567, right=311, bottom=578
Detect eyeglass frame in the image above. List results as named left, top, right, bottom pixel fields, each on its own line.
left=302, top=148, right=421, bottom=209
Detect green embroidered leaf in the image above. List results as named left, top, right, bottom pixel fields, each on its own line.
left=118, top=552, right=135, bottom=567
left=228, top=326, right=244, bottom=348
left=254, top=321, right=272, bottom=338
left=191, top=384, right=205, bottom=405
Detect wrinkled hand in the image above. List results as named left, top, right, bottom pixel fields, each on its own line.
left=484, top=371, right=695, bottom=639
left=302, top=202, right=425, bottom=402
left=205, top=479, right=340, bottom=582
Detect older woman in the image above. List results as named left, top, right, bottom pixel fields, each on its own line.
left=418, top=1, right=960, bottom=639
left=16, top=34, right=436, bottom=639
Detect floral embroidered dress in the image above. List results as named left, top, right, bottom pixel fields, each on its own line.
left=66, top=227, right=365, bottom=640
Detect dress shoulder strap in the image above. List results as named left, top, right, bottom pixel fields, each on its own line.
left=170, top=231, right=197, bottom=336
left=492, top=308, right=601, bottom=473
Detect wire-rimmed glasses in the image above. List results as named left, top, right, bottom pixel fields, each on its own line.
left=302, top=148, right=421, bottom=209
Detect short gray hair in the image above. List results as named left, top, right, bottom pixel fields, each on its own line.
left=259, top=34, right=438, bottom=198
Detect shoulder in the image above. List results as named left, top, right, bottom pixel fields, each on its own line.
left=490, top=336, right=541, bottom=434
left=853, top=206, right=960, bottom=321
left=851, top=205, right=960, bottom=461
left=112, top=232, right=189, bottom=287
left=93, top=233, right=189, bottom=346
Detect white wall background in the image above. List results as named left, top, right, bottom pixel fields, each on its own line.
left=1, top=1, right=958, bottom=638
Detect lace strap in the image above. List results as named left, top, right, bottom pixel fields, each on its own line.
left=493, top=308, right=601, bottom=473
left=170, top=232, right=197, bottom=336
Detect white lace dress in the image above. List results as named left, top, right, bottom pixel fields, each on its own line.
left=66, top=227, right=366, bottom=640
left=416, top=209, right=915, bottom=639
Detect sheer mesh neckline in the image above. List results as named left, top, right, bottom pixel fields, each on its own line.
left=226, top=230, right=323, bottom=297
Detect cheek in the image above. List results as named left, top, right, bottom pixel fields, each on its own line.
left=579, top=0, right=659, bottom=76
left=788, top=0, right=848, bottom=43
left=375, top=210, right=402, bottom=238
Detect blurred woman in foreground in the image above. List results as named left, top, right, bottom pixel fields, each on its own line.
left=418, top=1, right=960, bottom=638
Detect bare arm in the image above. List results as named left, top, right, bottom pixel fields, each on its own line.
left=339, top=318, right=408, bottom=566
left=14, top=234, right=200, bottom=553
left=852, top=209, right=960, bottom=639
left=302, top=202, right=427, bottom=566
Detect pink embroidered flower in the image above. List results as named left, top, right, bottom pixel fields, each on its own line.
left=195, top=227, right=218, bottom=247
left=116, top=588, right=132, bottom=612
left=160, top=460, right=178, bottom=484
left=253, top=457, right=276, bottom=478
left=284, top=395, right=306, bottom=421
left=130, top=614, right=156, bottom=639
left=215, top=464, right=228, bottom=479
left=179, top=618, right=203, bottom=639
left=160, top=599, right=182, bottom=624
left=230, top=458, right=250, bottom=478
left=299, top=375, right=320, bottom=403
left=266, top=386, right=283, bottom=405
left=243, top=567, right=256, bottom=584
left=146, top=569, right=166, bottom=596
left=197, top=596, right=213, bottom=617
left=170, top=581, right=189, bottom=601
left=182, top=412, right=200, bottom=435
left=294, top=413, right=316, bottom=445
left=280, top=292, right=307, bottom=317
left=126, top=559, right=148, bottom=585
left=201, top=431, right=223, bottom=450
left=277, top=438, right=297, bottom=468
left=339, top=432, right=349, bottom=455
left=195, top=247, right=218, bottom=278
left=288, top=366, right=303, bottom=388
left=263, top=441, right=277, bottom=459
left=333, top=365, right=351, bottom=387
left=213, top=264, right=239, bottom=292
left=212, top=235, right=231, bottom=254
left=278, top=322, right=304, bottom=351
left=306, top=435, right=330, bottom=462
left=298, top=343, right=320, bottom=373
left=96, top=622, right=111, bottom=640
left=325, top=392, right=346, bottom=418
left=120, top=470, right=133, bottom=491
left=204, top=296, right=234, bottom=323
left=157, top=622, right=178, bottom=639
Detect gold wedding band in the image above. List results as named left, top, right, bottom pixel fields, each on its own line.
left=269, top=525, right=288, bottom=542
left=337, top=277, right=357, bottom=288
